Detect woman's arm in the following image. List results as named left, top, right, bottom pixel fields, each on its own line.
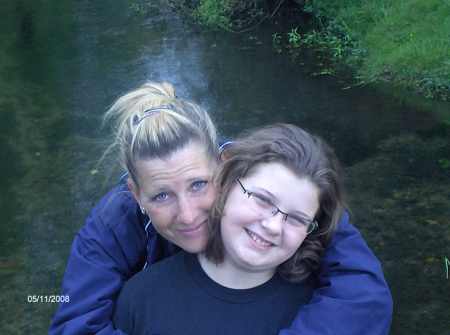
left=49, top=185, right=147, bottom=335
left=279, top=211, right=393, bottom=335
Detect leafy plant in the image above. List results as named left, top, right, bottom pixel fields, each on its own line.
left=287, top=27, right=301, bottom=48
left=193, top=0, right=232, bottom=30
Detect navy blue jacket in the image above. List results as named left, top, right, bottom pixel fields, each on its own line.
left=49, top=182, right=392, bottom=335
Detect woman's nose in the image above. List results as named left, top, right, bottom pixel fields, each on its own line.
left=177, top=197, right=196, bottom=225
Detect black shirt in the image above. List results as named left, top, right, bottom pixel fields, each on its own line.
left=114, top=251, right=313, bottom=335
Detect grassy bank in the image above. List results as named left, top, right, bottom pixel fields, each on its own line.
left=300, top=0, right=450, bottom=100
left=169, top=0, right=450, bottom=101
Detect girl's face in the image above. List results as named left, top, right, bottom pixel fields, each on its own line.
left=129, top=141, right=217, bottom=253
left=220, top=162, right=320, bottom=276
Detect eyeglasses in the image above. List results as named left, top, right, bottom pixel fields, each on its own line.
left=236, top=179, right=318, bottom=235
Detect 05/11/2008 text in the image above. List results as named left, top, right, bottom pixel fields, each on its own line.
left=27, top=295, right=70, bottom=303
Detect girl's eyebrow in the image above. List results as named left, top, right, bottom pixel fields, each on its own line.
left=252, top=186, right=313, bottom=219
left=252, top=187, right=276, bottom=199
left=290, top=210, right=313, bottom=221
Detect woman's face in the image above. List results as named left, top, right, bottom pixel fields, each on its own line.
left=220, top=162, right=320, bottom=275
left=129, top=141, right=217, bottom=253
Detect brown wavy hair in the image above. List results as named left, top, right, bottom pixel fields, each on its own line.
left=205, top=123, right=346, bottom=283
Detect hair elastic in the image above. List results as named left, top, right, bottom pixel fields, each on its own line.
left=132, top=105, right=172, bottom=126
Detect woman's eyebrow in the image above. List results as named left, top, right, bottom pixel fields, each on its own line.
left=186, top=175, right=211, bottom=182
left=144, top=186, right=169, bottom=197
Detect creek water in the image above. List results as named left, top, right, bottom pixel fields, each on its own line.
left=0, top=0, right=449, bottom=334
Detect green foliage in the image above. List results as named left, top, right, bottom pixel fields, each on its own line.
left=185, top=0, right=267, bottom=31
left=301, top=20, right=357, bottom=61
left=193, top=0, right=232, bottom=30
left=304, top=0, right=450, bottom=100
left=273, top=15, right=358, bottom=75
left=287, top=27, right=301, bottom=48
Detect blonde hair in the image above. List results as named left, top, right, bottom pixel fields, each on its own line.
left=104, top=82, right=218, bottom=186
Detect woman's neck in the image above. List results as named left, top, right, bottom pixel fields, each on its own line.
left=197, top=253, right=275, bottom=289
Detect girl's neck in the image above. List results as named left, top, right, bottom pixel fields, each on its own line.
left=197, top=253, right=275, bottom=289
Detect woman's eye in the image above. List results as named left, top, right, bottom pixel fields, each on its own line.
left=151, top=192, right=169, bottom=202
left=191, top=180, right=208, bottom=192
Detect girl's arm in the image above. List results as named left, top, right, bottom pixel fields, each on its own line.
left=279, top=211, right=393, bottom=335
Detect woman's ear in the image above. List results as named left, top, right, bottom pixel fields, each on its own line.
left=127, top=177, right=141, bottom=204
left=219, top=141, right=233, bottom=161
left=220, top=148, right=232, bottom=161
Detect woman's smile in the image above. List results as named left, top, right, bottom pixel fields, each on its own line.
left=176, top=220, right=208, bottom=237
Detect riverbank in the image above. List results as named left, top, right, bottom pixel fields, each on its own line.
left=166, top=0, right=450, bottom=102
left=294, top=0, right=450, bottom=101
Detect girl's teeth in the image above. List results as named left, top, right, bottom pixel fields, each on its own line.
left=247, top=229, right=272, bottom=247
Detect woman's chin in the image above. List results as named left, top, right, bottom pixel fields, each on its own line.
left=177, top=234, right=208, bottom=253
left=180, top=240, right=207, bottom=253
left=174, top=221, right=209, bottom=253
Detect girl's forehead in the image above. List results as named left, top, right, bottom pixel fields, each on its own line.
left=244, top=162, right=293, bottom=184
left=242, top=163, right=319, bottom=211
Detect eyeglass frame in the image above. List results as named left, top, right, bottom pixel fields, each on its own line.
left=236, top=178, right=318, bottom=234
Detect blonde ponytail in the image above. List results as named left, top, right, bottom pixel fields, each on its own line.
left=103, top=82, right=218, bottom=186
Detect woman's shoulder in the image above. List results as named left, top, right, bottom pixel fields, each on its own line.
left=74, top=182, right=147, bottom=266
left=79, top=183, right=144, bottom=234
left=92, top=183, right=140, bottom=226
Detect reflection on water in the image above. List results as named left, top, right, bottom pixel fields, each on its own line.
left=0, top=0, right=449, bottom=334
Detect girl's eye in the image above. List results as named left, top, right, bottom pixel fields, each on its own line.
left=251, top=193, right=273, bottom=209
left=191, top=180, right=208, bottom=192
left=151, top=192, right=169, bottom=202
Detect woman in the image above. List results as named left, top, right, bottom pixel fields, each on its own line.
left=49, top=82, right=392, bottom=335
left=113, top=124, right=344, bottom=335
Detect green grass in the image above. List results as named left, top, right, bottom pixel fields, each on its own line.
left=311, top=0, right=450, bottom=99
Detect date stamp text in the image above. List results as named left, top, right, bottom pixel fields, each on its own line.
left=27, top=295, right=70, bottom=303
